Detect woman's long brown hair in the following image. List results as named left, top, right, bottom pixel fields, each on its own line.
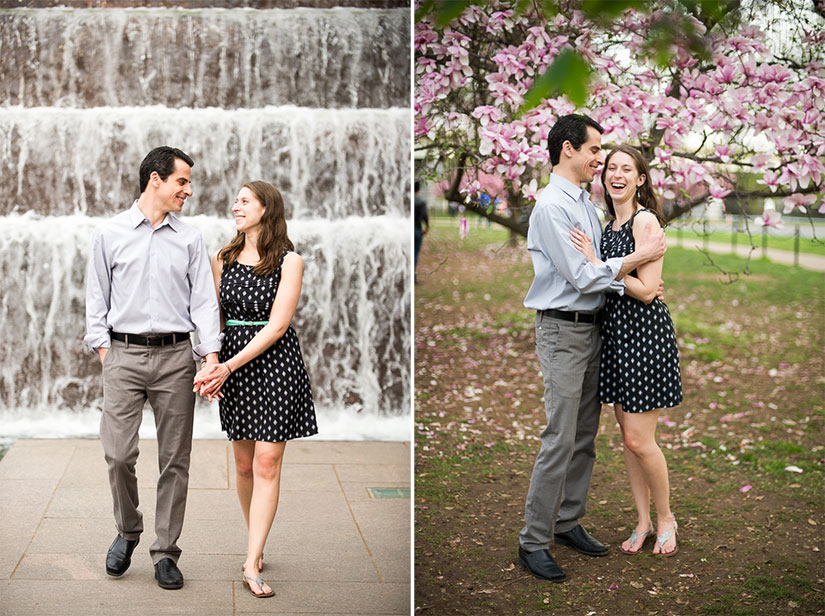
left=218, top=181, right=294, bottom=276
left=601, top=145, right=667, bottom=228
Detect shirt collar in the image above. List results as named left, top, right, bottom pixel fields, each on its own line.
left=128, top=200, right=181, bottom=231
left=549, top=173, right=588, bottom=203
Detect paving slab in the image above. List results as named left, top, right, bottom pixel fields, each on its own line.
left=0, top=438, right=410, bottom=615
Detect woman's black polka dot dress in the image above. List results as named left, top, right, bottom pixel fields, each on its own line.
left=600, top=209, right=682, bottom=413
left=218, top=253, right=318, bottom=442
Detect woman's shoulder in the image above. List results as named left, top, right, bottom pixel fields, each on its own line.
left=281, top=250, right=303, bottom=269
left=630, top=208, right=660, bottom=230
left=632, top=207, right=657, bottom=219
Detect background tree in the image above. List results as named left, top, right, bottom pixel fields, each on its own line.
left=415, top=0, right=825, bottom=237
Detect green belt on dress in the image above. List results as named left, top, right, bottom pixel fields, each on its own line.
left=225, top=320, right=269, bottom=326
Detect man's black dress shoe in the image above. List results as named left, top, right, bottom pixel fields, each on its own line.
left=517, top=546, right=567, bottom=582
left=554, top=524, right=608, bottom=557
left=154, top=558, right=184, bottom=590
left=105, top=535, right=139, bottom=577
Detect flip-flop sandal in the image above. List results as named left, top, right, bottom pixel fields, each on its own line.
left=242, top=572, right=275, bottom=598
left=619, top=523, right=653, bottom=555
left=655, top=519, right=679, bottom=557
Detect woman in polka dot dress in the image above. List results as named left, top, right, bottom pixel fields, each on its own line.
left=571, top=146, right=682, bottom=557
left=195, top=180, right=318, bottom=598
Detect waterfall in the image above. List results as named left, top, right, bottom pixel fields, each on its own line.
left=0, top=7, right=409, bottom=109
left=0, top=5, right=411, bottom=442
left=0, top=106, right=410, bottom=218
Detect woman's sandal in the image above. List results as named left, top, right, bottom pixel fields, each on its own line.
left=655, top=519, right=679, bottom=557
left=619, top=522, right=654, bottom=555
left=242, top=572, right=275, bottom=598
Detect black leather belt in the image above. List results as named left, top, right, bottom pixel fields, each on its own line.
left=540, top=309, right=602, bottom=324
left=110, top=331, right=190, bottom=346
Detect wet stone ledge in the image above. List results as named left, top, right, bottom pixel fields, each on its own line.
left=0, top=107, right=410, bottom=218
left=0, top=7, right=410, bottom=109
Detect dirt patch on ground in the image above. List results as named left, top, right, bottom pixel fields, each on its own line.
left=414, top=233, right=824, bottom=616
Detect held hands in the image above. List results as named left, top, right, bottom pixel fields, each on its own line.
left=193, top=363, right=230, bottom=402
left=570, top=228, right=597, bottom=263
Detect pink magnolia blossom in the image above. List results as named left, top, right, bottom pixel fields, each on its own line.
left=416, top=1, right=825, bottom=225
left=757, top=169, right=780, bottom=192
left=471, top=105, right=504, bottom=126
left=755, top=209, right=784, bottom=228
left=750, top=153, right=772, bottom=169
left=715, top=144, right=733, bottom=163
left=782, top=193, right=817, bottom=214
left=709, top=180, right=733, bottom=200
left=435, top=170, right=505, bottom=203
left=459, top=217, right=469, bottom=239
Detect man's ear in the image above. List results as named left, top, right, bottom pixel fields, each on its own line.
left=561, top=140, right=574, bottom=159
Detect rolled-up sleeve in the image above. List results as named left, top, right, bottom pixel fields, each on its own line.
left=539, top=205, right=625, bottom=295
left=188, top=235, right=222, bottom=359
left=84, top=229, right=112, bottom=352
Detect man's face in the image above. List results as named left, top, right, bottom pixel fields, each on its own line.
left=155, top=159, right=192, bottom=213
left=568, top=127, right=604, bottom=184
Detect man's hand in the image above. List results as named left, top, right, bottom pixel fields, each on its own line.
left=193, top=363, right=229, bottom=402
left=193, top=363, right=220, bottom=388
left=636, top=222, right=667, bottom=263
left=98, top=347, right=109, bottom=366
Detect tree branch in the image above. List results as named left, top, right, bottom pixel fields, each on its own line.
left=671, top=151, right=755, bottom=167
left=442, top=154, right=469, bottom=204
left=464, top=201, right=529, bottom=237
left=735, top=185, right=821, bottom=199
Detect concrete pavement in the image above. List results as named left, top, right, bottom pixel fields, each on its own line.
left=0, top=439, right=410, bottom=615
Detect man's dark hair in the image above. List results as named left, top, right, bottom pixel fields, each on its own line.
left=138, top=146, right=195, bottom=194
left=414, top=180, right=421, bottom=192
left=547, top=114, right=604, bottom=167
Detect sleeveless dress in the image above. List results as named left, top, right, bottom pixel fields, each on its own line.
left=600, top=209, right=682, bottom=413
left=218, top=253, right=318, bottom=442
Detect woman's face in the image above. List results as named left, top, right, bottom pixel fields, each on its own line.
left=604, top=151, right=645, bottom=204
left=232, top=186, right=265, bottom=233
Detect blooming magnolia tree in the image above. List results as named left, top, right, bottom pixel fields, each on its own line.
left=415, top=0, right=825, bottom=235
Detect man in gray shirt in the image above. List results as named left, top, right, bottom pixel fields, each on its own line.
left=84, top=146, right=221, bottom=590
left=517, top=115, right=666, bottom=582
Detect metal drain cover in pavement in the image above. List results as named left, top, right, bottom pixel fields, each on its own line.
left=367, top=487, right=410, bottom=499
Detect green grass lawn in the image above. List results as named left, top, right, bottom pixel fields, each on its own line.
left=415, top=220, right=824, bottom=616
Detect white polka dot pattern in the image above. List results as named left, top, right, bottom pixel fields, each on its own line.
left=600, top=209, right=683, bottom=414
left=218, top=253, right=319, bottom=442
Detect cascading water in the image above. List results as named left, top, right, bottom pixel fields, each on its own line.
left=0, top=5, right=411, bottom=442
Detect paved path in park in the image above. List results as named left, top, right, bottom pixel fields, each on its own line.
left=431, top=217, right=825, bottom=272
left=675, top=237, right=825, bottom=272
left=0, top=439, right=410, bottom=616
